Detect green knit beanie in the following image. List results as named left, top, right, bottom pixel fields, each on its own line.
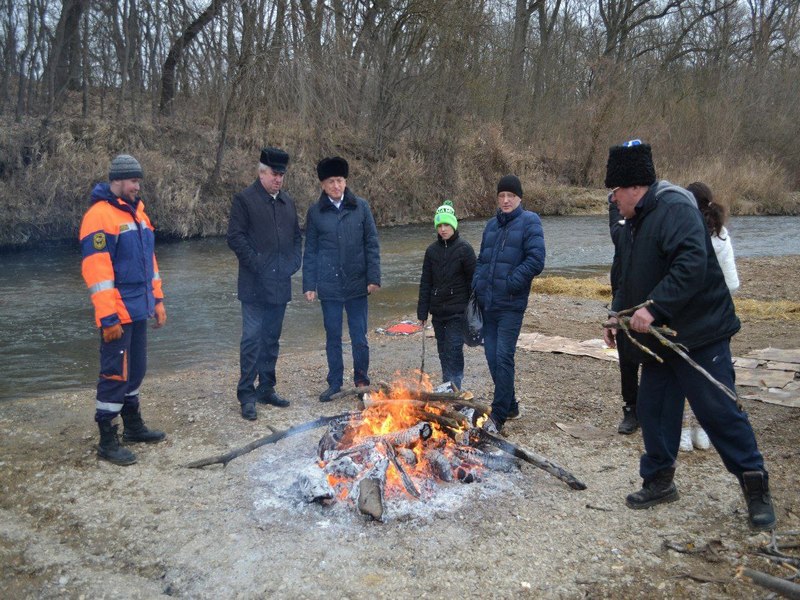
left=434, top=200, right=458, bottom=230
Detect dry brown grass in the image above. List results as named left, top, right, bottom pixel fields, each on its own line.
left=532, top=276, right=612, bottom=301
left=532, top=276, right=800, bottom=322
left=0, top=112, right=797, bottom=247
left=734, top=298, right=800, bottom=321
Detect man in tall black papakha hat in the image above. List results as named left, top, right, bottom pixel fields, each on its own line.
left=602, top=139, right=777, bottom=531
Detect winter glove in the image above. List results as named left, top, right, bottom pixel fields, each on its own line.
left=153, top=302, right=167, bottom=328
left=102, top=323, right=124, bottom=343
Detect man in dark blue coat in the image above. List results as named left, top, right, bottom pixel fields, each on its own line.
left=602, top=140, right=776, bottom=530
left=473, top=175, right=545, bottom=431
left=302, top=157, right=381, bottom=402
left=227, top=147, right=302, bottom=420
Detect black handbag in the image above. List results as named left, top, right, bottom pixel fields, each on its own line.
left=462, top=292, right=483, bottom=347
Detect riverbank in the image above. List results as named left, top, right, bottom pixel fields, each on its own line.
left=1, top=256, right=798, bottom=598
left=2, top=115, right=800, bottom=248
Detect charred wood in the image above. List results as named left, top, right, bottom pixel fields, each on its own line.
left=381, top=441, right=421, bottom=498
left=474, top=429, right=587, bottom=490
left=295, top=469, right=335, bottom=503
left=357, top=457, right=388, bottom=520
left=185, top=412, right=357, bottom=468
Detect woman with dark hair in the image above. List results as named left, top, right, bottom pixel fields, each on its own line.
left=678, top=182, right=741, bottom=452
left=688, top=181, right=740, bottom=293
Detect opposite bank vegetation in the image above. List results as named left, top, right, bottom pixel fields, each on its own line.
left=1, top=116, right=799, bottom=249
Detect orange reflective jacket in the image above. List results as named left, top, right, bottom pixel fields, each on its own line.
left=79, top=183, right=164, bottom=327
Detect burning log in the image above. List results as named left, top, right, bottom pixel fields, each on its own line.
left=381, top=441, right=421, bottom=498
left=423, top=448, right=454, bottom=482
left=474, top=429, right=587, bottom=490
left=357, top=456, right=389, bottom=520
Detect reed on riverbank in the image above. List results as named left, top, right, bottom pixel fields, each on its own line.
left=1, top=116, right=798, bottom=248
left=533, top=275, right=800, bottom=322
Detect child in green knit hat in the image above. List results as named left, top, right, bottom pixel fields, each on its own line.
left=416, top=201, right=476, bottom=390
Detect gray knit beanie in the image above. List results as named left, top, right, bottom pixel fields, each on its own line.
left=109, top=154, right=143, bottom=181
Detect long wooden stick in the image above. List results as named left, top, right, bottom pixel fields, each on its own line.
left=606, top=301, right=739, bottom=403
left=736, top=566, right=800, bottom=599
left=475, top=429, right=587, bottom=491
left=185, top=412, right=355, bottom=468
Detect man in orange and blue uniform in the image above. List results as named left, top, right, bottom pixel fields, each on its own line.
left=79, top=154, right=167, bottom=466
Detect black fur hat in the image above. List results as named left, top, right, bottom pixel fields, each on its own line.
left=604, top=141, right=656, bottom=188
left=317, top=156, right=349, bottom=181
left=260, top=147, right=289, bottom=173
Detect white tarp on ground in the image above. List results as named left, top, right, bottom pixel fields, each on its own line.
left=516, top=333, right=800, bottom=409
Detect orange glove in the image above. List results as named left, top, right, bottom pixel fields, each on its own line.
left=102, top=323, right=124, bottom=343
left=153, top=302, right=167, bottom=328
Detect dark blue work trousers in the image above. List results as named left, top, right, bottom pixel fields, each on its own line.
left=432, top=314, right=465, bottom=390
left=237, top=301, right=287, bottom=404
left=320, top=296, right=370, bottom=389
left=95, top=319, right=147, bottom=423
left=482, top=309, right=524, bottom=424
left=638, top=338, right=766, bottom=483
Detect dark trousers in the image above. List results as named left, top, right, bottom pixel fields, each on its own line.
left=95, top=320, right=147, bottom=423
left=482, top=309, right=524, bottom=424
left=237, top=301, right=287, bottom=404
left=432, top=314, right=465, bottom=390
left=320, top=295, right=369, bottom=389
left=638, top=338, right=766, bottom=483
left=619, top=358, right=640, bottom=407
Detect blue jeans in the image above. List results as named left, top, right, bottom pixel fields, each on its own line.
left=482, top=309, right=524, bottom=424
left=95, top=320, right=147, bottom=423
left=237, top=301, right=287, bottom=404
left=432, top=314, right=465, bottom=390
left=321, top=296, right=370, bottom=389
left=638, top=338, right=766, bottom=483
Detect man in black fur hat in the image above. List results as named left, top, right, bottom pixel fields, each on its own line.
left=602, top=140, right=777, bottom=530
left=302, top=157, right=381, bottom=402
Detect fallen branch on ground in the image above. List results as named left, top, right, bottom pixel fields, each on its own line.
left=736, top=566, right=800, bottom=599
left=185, top=412, right=356, bottom=468
left=473, top=429, right=587, bottom=490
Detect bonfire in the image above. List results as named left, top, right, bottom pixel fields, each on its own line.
left=187, top=375, right=586, bottom=521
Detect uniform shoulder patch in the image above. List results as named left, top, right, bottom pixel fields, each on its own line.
left=93, top=232, right=107, bottom=250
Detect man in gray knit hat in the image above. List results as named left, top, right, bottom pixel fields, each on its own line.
left=79, top=153, right=167, bottom=465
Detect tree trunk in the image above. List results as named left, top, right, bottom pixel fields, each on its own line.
left=159, top=0, right=228, bottom=115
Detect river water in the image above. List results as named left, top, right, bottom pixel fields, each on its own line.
left=1, top=215, right=798, bottom=401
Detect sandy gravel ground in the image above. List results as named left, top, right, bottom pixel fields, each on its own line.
left=1, top=256, right=798, bottom=599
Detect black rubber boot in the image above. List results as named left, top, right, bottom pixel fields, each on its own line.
left=741, top=471, right=777, bottom=530
left=618, top=405, right=639, bottom=435
left=121, top=406, right=166, bottom=443
left=626, top=467, right=679, bottom=509
left=97, top=421, right=136, bottom=466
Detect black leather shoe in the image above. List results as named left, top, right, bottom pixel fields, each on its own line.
left=241, top=403, right=257, bottom=420
left=258, top=388, right=290, bottom=407
left=507, top=404, right=521, bottom=420
left=319, top=386, right=341, bottom=402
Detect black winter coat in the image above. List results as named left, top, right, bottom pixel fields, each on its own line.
left=611, top=181, right=739, bottom=361
left=416, top=231, right=476, bottom=321
left=227, top=180, right=302, bottom=304
left=302, top=188, right=381, bottom=301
